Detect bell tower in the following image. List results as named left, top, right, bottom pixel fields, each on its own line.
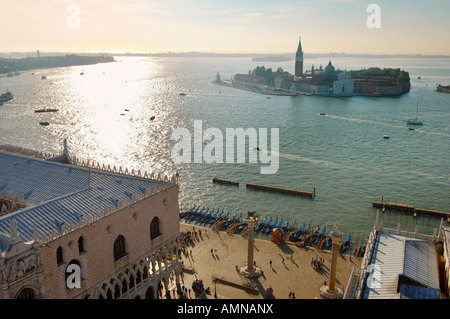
left=295, top=37, right=304, bottom=78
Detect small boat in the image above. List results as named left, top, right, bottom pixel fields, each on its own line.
left=326, top=236, right=332, bottom=248
left=200, top=209, right=215, bottom=223
left=342, top=234, right=351, bottom=252
left=190, top=207, right=205, bottom=221
left=150, top=115, right=155, bottom=120
left=300, top=224, right=311, bottom=239
left=196, top=208, right=210, bottom=221
left=266, top=218, right=278, bottom=233
left=39, top=121, right=50, bottom=126
left=0, top=90, right=14, bottom=103
left=41, top=75, right=47, bottom=79
left=436, top=84, right=450, bottom=93
left=406, top=119, right=422, bottom=126
left=276, top=219, right=283, bottom=228
left=179, top=92, right=186, bottom=96
left=255, top=217, right=267, bottom=231
left=260, top=217, right=272, bottom=232
left=407, top=100, right=423, bottom=126
left=315, top=227, right=326, bottom=244
left=210, top=210, right=224, bottom=224
left=180, top=205, right=197, bottom=219
left=383, top=135, right=390, bottom=139
left=34, top=108, right=58, bottom=113
left=319, top=112, right=326, bottom=116
left=293, top=224, right=305, bottom=237
left=220, top=211, right=230, bottom=221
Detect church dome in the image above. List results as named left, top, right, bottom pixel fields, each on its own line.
left=325, top=60, right=335, bottom=73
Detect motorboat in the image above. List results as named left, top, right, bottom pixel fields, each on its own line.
left=0, top=90, right=14, bottom=103
left=34, top=108, right=58, bottom=113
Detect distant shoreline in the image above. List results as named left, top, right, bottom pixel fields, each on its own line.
left=1, top=52, right=449, bottom=59
left=0, top=54, right=115, bottom=75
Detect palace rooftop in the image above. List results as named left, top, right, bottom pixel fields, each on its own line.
left=0, top=144, right=177, bottom=253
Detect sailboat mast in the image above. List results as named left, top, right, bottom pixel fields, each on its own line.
left=416, top=100, right=419, bottom=120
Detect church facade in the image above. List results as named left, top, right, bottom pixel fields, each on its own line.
left=274, top=37, right=355, bottom=96
left=0, top=142, right=182, bottom=299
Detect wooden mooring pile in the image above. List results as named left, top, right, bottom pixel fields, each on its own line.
left=246, top=182, right=315, bottom=199
left=372, top=200, right=450, bottom=222
left=212, top=177, right=315, bottom=199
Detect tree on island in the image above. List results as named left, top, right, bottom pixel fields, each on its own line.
left=248, top=66, right=292, bottom=86
left=348, top=67, right=410, bottom=83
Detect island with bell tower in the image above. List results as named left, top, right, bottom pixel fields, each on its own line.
left=212, top=36, right=411, bottom=97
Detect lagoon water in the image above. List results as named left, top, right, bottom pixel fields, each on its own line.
left=1, top=55, right=449, bottom=242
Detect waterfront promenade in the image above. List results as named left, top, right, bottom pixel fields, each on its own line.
left=177, top=223, right=360, bottom=299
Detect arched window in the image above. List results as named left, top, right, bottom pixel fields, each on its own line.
left=143, top=266, right=148, bottom=280
left=129, top=275, right=135, bottom=289
left=122, top=279, right=128, bottom=294
left=113, top=235, right=126, bottom=260
left=114, top=283, right=121, bottom=299
left=145, top=286, right=155, bottom=299
left=65, top=260, right=82, bottom=289
left=56, top=246, right=64, bottom=265
left=150, top=217, right=161, bottom=239
left=136, top=270, right=141, bottom=284
left=16, top=288, right=36, bottom=299
left=78, top=236, right=85, bottom=254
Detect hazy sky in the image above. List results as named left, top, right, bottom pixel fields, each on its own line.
left=1, top=0, right=450, bottom=54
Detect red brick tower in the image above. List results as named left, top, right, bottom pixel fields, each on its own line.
left=295, top=37, right=304, bottom=78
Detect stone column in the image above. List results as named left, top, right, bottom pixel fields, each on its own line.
left=247, top=219, right=255, bottom=272
left=239, top=214, right=261, bottom=278
left=320, top=228, right=343, bottom=299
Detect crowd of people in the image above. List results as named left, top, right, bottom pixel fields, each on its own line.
left=311, top=256, right=324, bottom=270
left=179, top=231, right=195, bottom=247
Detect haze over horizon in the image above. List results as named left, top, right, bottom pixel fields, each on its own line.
left=1, top=0, right=450, bottom=56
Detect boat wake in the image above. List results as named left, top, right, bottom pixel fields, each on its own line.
left=252, top=148, right=353, bottom=170
left=411, top=129, right=450, bottom=138
left=326, top=114, right=450, bottom=137
left=411, top=170, right=450, bottom=181
left=324, top=114, right=399, bottom=129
